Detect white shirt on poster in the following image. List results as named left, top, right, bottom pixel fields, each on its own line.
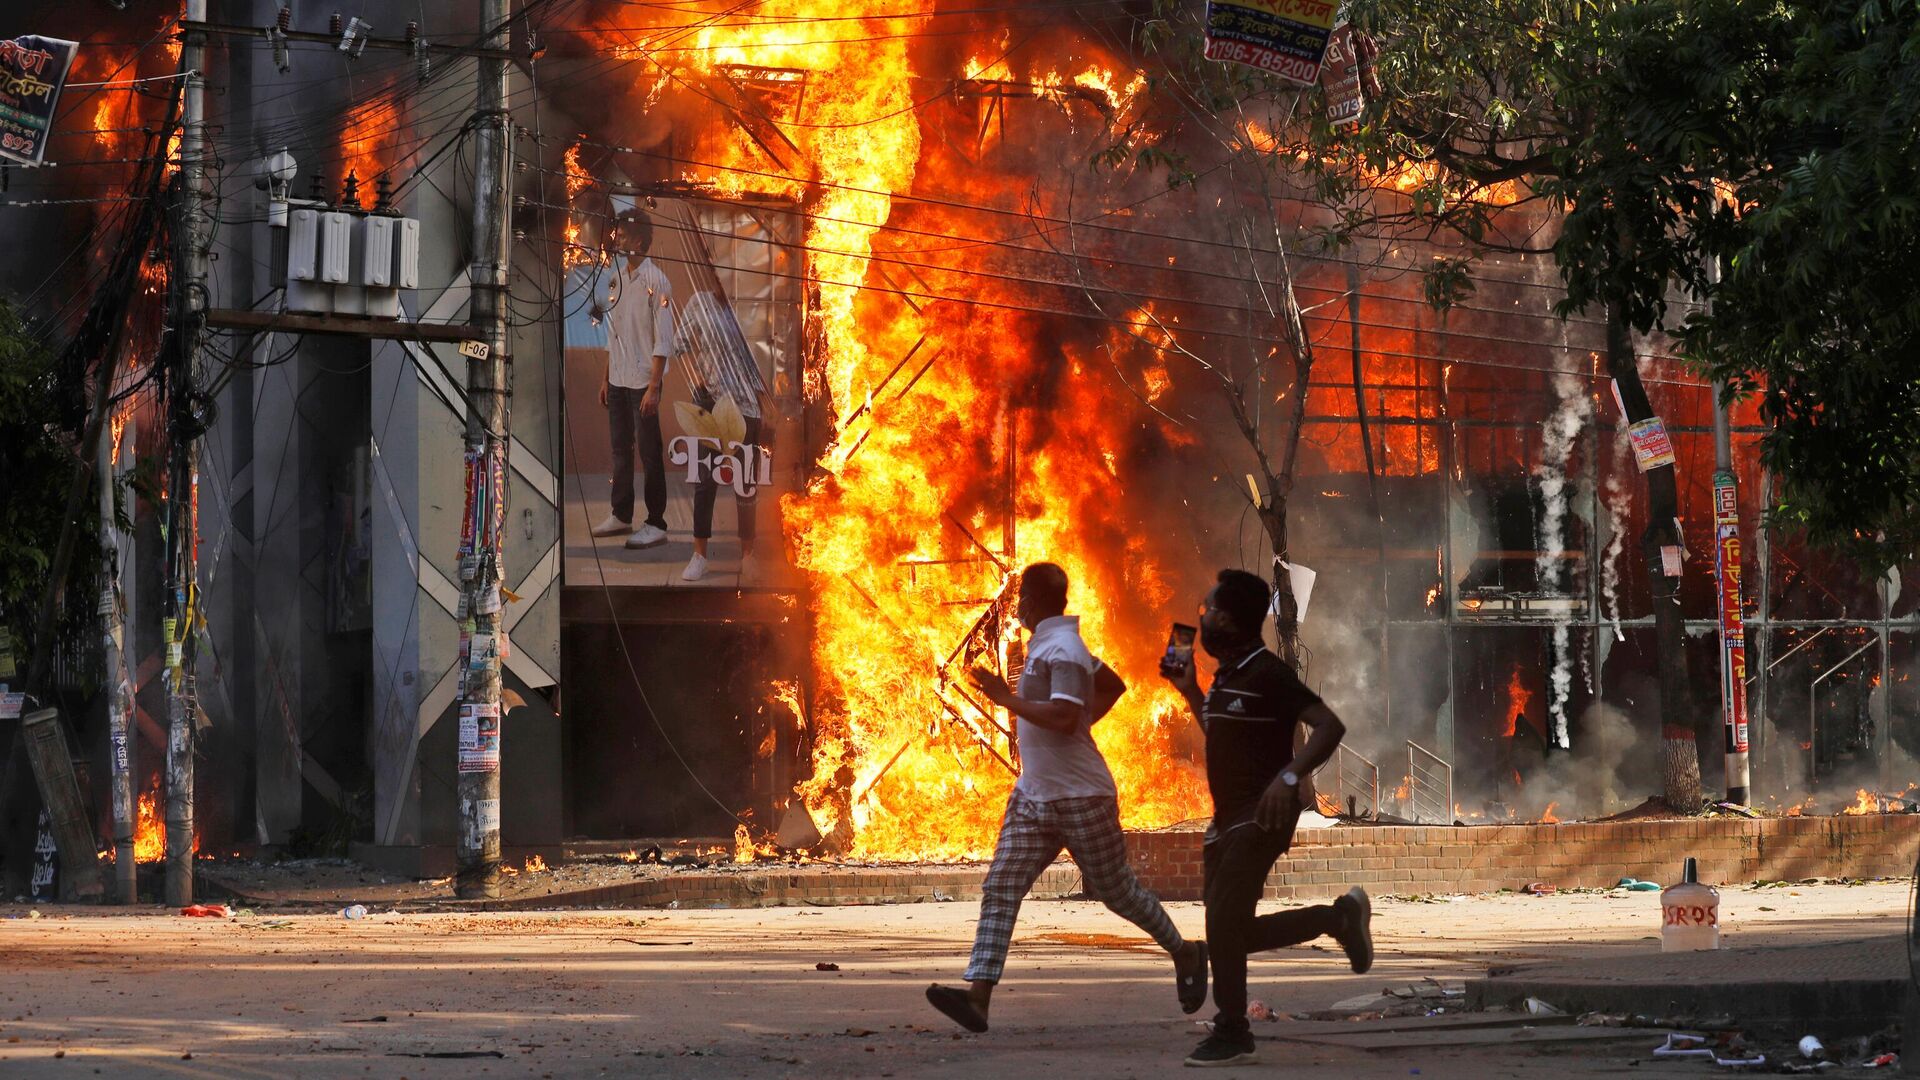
left=599, top=255, right=675, bottom=390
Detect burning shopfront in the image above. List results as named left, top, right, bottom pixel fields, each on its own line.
left=4, top=2, right=1915, bottom=896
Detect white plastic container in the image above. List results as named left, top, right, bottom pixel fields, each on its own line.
left=1660, top=857, right=1720, bottom=951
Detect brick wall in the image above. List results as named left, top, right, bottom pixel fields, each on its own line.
left=1126, top=815, right=1920, bottom=901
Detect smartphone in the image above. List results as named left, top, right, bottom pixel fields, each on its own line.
left=1159, top=622, right=1197, bottom=678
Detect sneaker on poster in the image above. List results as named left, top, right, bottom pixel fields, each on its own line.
left=738, top=549, right=767, bottom=584
left=590, top=513, right=630, bottom=538
left=624, top=523, right=668, bottom=549
left=681, top=553, right=709, bottom=581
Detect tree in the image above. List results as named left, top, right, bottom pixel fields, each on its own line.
left=1298, top=0, right=1712, bottom=810
left=1606, top=0, right=1920, bottom=571
left=0, top=300, right=99, bottom=683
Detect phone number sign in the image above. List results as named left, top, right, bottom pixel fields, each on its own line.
left=1204, top=0, right=1341, bottom=85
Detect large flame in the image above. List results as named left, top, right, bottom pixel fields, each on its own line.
left=581, top=4, right=1217, bottom=859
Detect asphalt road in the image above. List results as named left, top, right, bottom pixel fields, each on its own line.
left=0, top=881, right=1907, bottom=1077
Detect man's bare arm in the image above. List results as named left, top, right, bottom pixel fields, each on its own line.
left=968, top=665, right=1082, bottom=733
left=1286, top=703, right=1346, bottom=778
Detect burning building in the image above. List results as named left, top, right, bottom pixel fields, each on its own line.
left=3, top=1, right=1916, bottom=894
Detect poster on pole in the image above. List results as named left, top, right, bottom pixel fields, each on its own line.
left=1319, top=22, right=1380, bottom=127
left=1712, top=473, right=1750, bottom=754
left=1204, top=0, right=1342, bottom=85
left=1628, top=417, right=1677, bottom=471
left=0, top=36, right=79, bottom=166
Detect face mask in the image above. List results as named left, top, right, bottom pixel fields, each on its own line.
left=1200, top=620, right=1252, bottom=660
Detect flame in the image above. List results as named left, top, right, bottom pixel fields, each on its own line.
left=1540, top=802, right=1560, bottom=824
left=733, top=822, right=779, bottom=864
left=524, top=854, right=549, bottom=873
left=339, top=96, right=404, bottom=193
left=563, top=141, right=590, bottom=200
left=1503, top=664, right=1531, bottom=738
left=618, top=849, right=640, bottom=863
left=572, top=4, right=1376, bottom=861
left=133, top=781, right=165, bottom=862
left=1316, top=791, right=1341, bottom=816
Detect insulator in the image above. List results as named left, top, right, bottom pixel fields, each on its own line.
left=405, top=21, right=419, bottom=44
left=329, top=12, right=342, bottom=35
left=276, top=5, right=292, bottom=31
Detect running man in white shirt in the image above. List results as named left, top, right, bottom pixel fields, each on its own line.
left=588, top=208, right=676, bottom=550
left=925, top=562, right=1208, bottom=1033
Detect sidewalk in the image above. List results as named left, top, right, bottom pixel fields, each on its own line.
left=1469, top=934, right=1909, bottom=1037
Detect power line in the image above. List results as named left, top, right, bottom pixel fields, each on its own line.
left=530, top=194, right=1602, bottom=362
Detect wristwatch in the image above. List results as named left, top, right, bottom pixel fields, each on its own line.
left=1281, top=769, right=1300, bottom=787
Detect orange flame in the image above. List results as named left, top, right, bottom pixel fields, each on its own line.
left=133, top=781, right=165, bottom=862
left=524, top=854, right=549, bottom=873
left=1504, top=664, right=1531, bottom=738
left=1540, top=802, right=1560, bottom=824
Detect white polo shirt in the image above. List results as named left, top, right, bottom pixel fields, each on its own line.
left=1012, top=615, right=1119, bottom=803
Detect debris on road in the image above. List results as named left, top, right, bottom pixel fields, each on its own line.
left=815, top=962, right=840, bottom=971
left=178, top=904, right=230, bottom=918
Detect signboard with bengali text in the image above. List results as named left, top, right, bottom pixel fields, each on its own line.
left=0, top=36, right=78, bottom=166
left=1204, top=0, right=1342, bottom=85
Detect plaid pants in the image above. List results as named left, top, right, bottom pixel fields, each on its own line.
left=963, top=792, right=1184, bottom=984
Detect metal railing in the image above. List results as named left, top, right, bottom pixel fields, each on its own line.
left=1319, top=743, right=1379, bottom=820
left=1809, top=636, right=1877, bottom=784
left=1406, top=740, right=1454, bottom=825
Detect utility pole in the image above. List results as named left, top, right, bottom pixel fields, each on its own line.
left=1707, top=262, right=1751, bottom=807
left=99, top=420, right=136, bottom=903
left=455, top=0, right=514, bottom=900
left=166, top=0, right=212, bottom=906
left=1710, top=385, right=1751, bottom=805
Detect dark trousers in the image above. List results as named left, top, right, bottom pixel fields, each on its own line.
left=1204, top=814, right=1342, bottom=1039
left=608, top=385, right=667, bottom=530
left=692, top=414, right=762, bottom=542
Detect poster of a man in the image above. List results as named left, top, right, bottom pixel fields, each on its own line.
left=586, top=207, right=675, bottom=553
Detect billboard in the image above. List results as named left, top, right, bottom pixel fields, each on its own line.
left=560, top=198, right=804, bottom=592
left=0, top=36, right=79, bottom=166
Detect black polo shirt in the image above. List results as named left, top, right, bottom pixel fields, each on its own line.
left=1202, top=646, right=1323, bottom=828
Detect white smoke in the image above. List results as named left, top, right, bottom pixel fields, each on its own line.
left=1535, top=369, right=1590, bottom=748
left=1599, top=408, right=1631, bottom=643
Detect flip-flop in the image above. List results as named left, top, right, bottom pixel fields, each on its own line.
left=1177, top=941, right=1210, bottom=1014
left=925, top=984, right=989, bottom=1033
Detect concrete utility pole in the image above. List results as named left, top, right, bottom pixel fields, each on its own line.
left=99, top=421, right=136, bottom=903
left=167, top=0, right=213, bottom=906
left=1704, top=260, right=1750, bottom=807
left=1710, top=383, right=1752, bottom=805
left=455, top=0, right=515, bottom=899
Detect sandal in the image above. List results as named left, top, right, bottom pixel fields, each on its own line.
left=925, top=984, right=989, bottom=1033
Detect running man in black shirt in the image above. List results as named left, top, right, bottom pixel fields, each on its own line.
left=1163, top=569, right=1375, bottom=1068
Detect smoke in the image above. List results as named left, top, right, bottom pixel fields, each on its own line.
left=1535, top=369, right=1589, bottom=748
left=1530, top=702, right=1652, bottom=817
left=1598, top=408, right=1631, bottom=643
